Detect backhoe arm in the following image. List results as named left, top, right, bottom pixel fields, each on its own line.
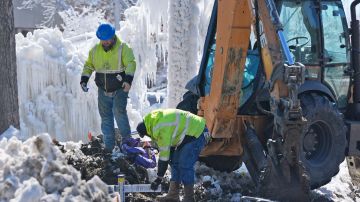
left=199, top=0, right=252, bottom=138
left=199, top=0, right=289, bottom=138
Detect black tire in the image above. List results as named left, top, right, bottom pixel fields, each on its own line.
left=299, top=93, right=346, bottom=189
left=199, top=155, right=242, bottom=172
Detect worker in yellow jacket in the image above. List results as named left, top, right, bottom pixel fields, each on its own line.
left=136, top=109, right=211, bottom=202
left=80, top=23, right=136, bottom=152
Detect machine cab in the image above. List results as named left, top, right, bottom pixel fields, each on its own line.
left=277, top=0, right=351, bottom=109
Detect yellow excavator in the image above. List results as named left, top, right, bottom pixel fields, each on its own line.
left=176, top=0, right=360, bottom=200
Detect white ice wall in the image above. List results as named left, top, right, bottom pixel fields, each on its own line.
left=16, top=29, right=101, bottom=142
left=119, top=0, right=169, bottom=115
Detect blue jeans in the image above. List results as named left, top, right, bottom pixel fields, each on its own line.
left=169, top=133, right=206, bottom=185
left=98, top=88, right=131, bottom=151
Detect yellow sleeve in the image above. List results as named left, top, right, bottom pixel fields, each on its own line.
left=122, top=44, right=136, bottom=76
left=82, top=47, right=96, bottom=77
left=153, top=127, right=173, bottom=161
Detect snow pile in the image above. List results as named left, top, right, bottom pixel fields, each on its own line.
left=0, top=134, right=112, bottom=201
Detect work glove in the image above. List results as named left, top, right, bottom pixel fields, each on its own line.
left=80, top=76, right=89, bottom=92
left=150, top=177, right=162, bottom=190
left=122, top=82, right=131, bottom=92
left=122, top=74, right=133, bottom=93
left=80, top=82, right=88, bottom=92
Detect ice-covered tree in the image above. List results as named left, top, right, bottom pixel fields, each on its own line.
left=59, top=7, right=106, bottom=37
left=167, top=0, right=202, bottom=107
left=0, top=0, right=20, bottom=133
left=15, top=0, right=138, bottom=28
left=16, top=0, right=70, bottom=27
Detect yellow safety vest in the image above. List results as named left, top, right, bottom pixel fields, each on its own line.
left=144, top=109, right=206, bottom=161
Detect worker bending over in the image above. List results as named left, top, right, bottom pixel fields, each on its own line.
left=136, top=109, right=211, bottom=202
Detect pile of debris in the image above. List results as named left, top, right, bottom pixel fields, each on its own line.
left=54, top=136, right=254, bottom=201
left=54, top=135, right=164, bottom=201
left=53, top=135, right=258, bottom=201
left=70, top=136, right=148, bottom=185
left=55, top=135, right=344, bottom=202
left=55, top=135, right=348, bottom=202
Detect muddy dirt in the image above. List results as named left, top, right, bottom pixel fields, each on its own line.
left=53, top=136, right=257, bottom=201
left=52, top=136, right=262, bottom=201
left=53, top=136, right=354, bottom=202
left=53, top=136, right=169, bottom=201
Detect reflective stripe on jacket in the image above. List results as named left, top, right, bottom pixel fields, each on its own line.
left=82, top=36, right=136, bottom=92
left=144, top=109, right=206, bottom=161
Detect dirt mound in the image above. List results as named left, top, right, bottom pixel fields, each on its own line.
left=54, top=137, right=148, bottom=184
left=52, top=136, right=260, bottom=201
left=53, top=136, right=166, bottom=201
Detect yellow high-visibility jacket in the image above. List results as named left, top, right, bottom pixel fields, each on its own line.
left=82, top=36, right=136, bottom=92
left=144, top=109, right=206, bottom=161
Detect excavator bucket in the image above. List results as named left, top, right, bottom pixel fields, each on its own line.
left=243, top=120, right=311, bottom=201
left=260, top=128, right=311, bottom=201
left=258, top=158, right=310, bottom=201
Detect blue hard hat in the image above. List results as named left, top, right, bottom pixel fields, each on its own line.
left=96, top=23, right=115, bottom=40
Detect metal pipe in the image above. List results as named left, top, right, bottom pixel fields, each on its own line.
left=278, top=31, right=294, bottom=65
left=351, top=0, right=360, bottom=103
left=351, top=0, right=360, bottom=22
left=264, top=0, right=294, bottom=64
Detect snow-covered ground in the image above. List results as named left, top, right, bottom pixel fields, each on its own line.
left=0, top=132, right=358, bottom=202
left=0, top=133, right=113, bottom=202
left=314, top=162, right=359, bottom=201
left=2, top=0, right=360, bottom=201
